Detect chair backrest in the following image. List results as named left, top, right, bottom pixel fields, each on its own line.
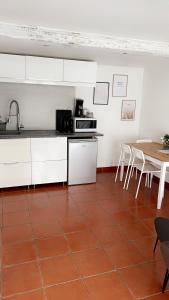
left=131, top=147, right=145, bottom=164
left=136, top=139, right=152, bottom=143
left=121, top=144, right=132, bottom=162
left=154, top=217, right=169, bottom=242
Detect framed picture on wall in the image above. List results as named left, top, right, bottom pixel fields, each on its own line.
left=121, top=100, right=136, bottom=121
left=93, top=82, right=110, bottom=105
left=112, top=74, right=128, bottom=97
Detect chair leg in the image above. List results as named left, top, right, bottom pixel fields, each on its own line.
left=149, top=173, right=151, bottom=188
left=147, top=173, right=149, bottom=188
left=145, top=173, right=152, bottom=188
left=115, top=164, right=120, bottom=182
left=145, top=174, right=147, bottom=187
left=123, top=164, right=131, bottom=189
left=162, top=269, right=169, bottom=293
left=153, top=237, right=159, bottom=253
left=115, top=152, right=123, bottom=182
left=131, top=167, right=134, bottom=177
left=150, top=173, right=153, bottom=188
left=135, top=171, right=143, bottom=199
left=126, top=165, right=134, bottom=190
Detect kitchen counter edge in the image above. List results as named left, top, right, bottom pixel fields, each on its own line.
left=0, top=130, right=103, bottom=139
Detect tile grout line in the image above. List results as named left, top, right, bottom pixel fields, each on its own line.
left=27, top=198, right=48, bottom=300
left=3, top=288, right=44, bottom=299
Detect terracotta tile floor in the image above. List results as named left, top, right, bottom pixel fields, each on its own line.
left=1, top=172, right=169, bottom=299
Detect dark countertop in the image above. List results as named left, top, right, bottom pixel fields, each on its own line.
left=0, top=130, right=103, bottom=139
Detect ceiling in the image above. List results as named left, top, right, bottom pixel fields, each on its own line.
left=0, top=0, right=169, bottom=65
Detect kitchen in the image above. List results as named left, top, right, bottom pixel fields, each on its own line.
left=0, top=54, right=143, bottom=185
left=0, top=55, right=101, bottom=188
left=1, top=1, right=169, bottom=299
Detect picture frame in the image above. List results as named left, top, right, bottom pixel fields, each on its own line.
left=121, top=100, right=136, bottom=121
left=93, top=82, right=110, bottom=105
left=112, top=74, right=128, bottom=97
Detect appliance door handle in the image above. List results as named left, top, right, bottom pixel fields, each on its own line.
left=69, top=139, right=97, bottom=143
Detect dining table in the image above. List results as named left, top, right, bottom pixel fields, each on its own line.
left=123, top=142, right=169, bottom=209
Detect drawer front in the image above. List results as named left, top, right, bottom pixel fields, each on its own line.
left=32, top=160, right=67, bottom=184
left=31, top=137, right=67, bottom=161
left=63, top=60, right=97, bottom=83
left=0, top=54, right=25, bottom=80
left=0, top=139, right=31, bottom=163
left=0, top=162, right=31, bottom=188
left=26, top=56, right=63, bottom=81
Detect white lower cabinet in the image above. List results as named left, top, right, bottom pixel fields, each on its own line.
left=31, top=137, right=67, bottom=161
left=31, top=137, right=67, bottom=186
left=0, top=138, right=31, bottom=163
left=0, top=138, right=31, bottom=188
left=0, top=137, right=68, bottom=188
left=0, top=162, right=31, bottom=188
left=32, top=160, right=67, bottom=184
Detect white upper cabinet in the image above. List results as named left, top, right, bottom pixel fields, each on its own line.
left=0, top=53, right=97, bottom=86
left=26, top=56, right=63, bottom=82
left=0, top=54, right=25, bottom=81
left=63, top=60, right=97, bottom=85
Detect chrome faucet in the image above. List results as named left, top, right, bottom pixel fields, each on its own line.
left=8, top=100, right=22, bottom=131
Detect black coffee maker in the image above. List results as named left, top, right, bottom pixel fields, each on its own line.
left=56, top=110, right=73, bottom=133
left=75, top=99, right=84, bottom=117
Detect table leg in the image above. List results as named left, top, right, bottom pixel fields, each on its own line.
left=157, top=163, right=166, bottom=209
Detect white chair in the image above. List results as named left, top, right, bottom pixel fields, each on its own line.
left=135, top=139, right=153, bottom=181
left=115, top=144, right=132, bottom=186
left=126, top=147, right=161, bottom=199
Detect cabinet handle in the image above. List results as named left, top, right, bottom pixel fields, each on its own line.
left=1, top=162, right=18, bottom=165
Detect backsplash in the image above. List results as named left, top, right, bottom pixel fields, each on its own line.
left=0, top=83, right=75, bottom=130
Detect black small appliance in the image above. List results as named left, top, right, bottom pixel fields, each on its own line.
left=75, top=99, right=84, bottom=117
left=56, top=110, right=73, bottom=133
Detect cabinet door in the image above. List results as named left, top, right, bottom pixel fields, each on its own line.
left=0, top=54, right=25, bottom=81
left=32, top=160, right=67, bottom=184
left=0, top=162, right=31, bottom=188
left=26, top=56, right=63, bottom=81
left=0, top=139, right=31, bottom=163
left=31, top=137, right=67, bottom=162
left=63, top=60, right=97, bottom=84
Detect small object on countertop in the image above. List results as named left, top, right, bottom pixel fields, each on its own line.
left=86, top=111, right=94, bottom=118
left=0, top=119, right=7, bottom=131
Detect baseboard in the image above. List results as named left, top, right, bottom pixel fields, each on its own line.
left=96, top=166, right=169, bottom=191
left=97, top=166, right=116, bottom=173
left=97, top=166, right=127, bottom=173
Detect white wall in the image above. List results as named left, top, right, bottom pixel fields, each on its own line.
left=0, top=83, right=75, bottom=130
left=76, top=64, right=144, bottom=167
left=139, top=62, right=169, bottom=140
left=139, top=62, right=169, bottom=182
